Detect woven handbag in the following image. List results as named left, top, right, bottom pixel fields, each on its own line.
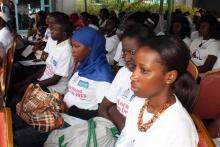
left=16, top=83, right=64, bottom=132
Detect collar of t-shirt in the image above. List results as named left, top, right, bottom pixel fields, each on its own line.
left=56, top=39, right=70, bottom=47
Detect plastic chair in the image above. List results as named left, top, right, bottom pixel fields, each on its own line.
left=191, top=114, right=216, bottom=147
left=194, top=69, right=220, bottom=120
left=187, top=60, right=199, bottom=80
left=0, top=107, right=13, bottom=147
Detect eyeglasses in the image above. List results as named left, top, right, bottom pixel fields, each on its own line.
left=122, top=49, right=135, bottom=55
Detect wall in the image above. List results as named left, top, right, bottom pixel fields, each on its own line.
left=198, top=0, right=220, bottom=16
left=55, top=0, right=76, bottom=15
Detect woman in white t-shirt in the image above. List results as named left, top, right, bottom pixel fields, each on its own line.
left=190, top=15, right=220, bottom=73
left=116, top=36, right=198, bottom=147
left=63, top=27, right=114, bottom=120
left=170, top=15, right=191, bottom=47
left=99, top=23, right=154, bottom=131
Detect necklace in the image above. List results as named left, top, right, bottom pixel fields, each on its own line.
left=137, top=97, right=174, bottom=132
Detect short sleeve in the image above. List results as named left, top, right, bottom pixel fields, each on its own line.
left=54, top=48, right=74, bottom=77
left=207, top=40, right=219, bottom=57
left=96, top=82, right=112, bottom=103
left=114, top=41, right=123, bottom=62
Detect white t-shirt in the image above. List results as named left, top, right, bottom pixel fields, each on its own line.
left=38, top=39, right=74, bottom=94
left=190, top=31, right=200, bottom=40
left=116, top=96, right=198, bottom=147
left=114, top=41, right=125, bottom=66
left=105, top=34, right=120, bottom=65
left=42, top=28, right=51, bottom=42
left=43, top=37, right=57, bottom=54
left=0, top=27, right=13, bottom=55
left=190, top=37, right=219, bottom=66
left=105, top=67, right=134, bottom=117
left=63, top=72, right=111, bottom=110
left=213, top=40, right=220, bottom=69
left=183, top=37, right=192, bottom=47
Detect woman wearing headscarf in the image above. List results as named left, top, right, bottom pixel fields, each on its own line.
left=63, top=26, right=114, bottom=120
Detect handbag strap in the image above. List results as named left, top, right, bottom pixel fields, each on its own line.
left=20, top=83, right=35, bottom=112
left=86, top=119, right=97, bottom=147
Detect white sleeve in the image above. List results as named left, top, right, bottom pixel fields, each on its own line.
left=169, top=124, right=198, bottom=147
left=96, top=82, right=112, bottom=103
left=207, top=40, right=219, bottom=57
left=54, top=51, right=74, bottom=77
left=114, top=41, right=123, bottom=62
left=104, top=68, right=123, bottom=103
left=105, top=36, right=120, bottom=53
left=43, top=40, right=50, bottom=53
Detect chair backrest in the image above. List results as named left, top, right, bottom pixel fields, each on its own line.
left=191, top=114, right=216, bottom=147
left=0, top=38, right=16, bottom=104
left=187, top=60, right=199, bottom=80
left=194, top=69, right=220, bottom=120
left=0, top=107, right=13, bottom=147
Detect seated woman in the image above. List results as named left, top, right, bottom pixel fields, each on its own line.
left=63, top=26, right=114, bottom=120
left=116, top=36, right=198, bottom=147
left=99, top=23, right=154, bottom=131
left=170, top=15, right=191, bottom=47
left=190, top=15, right=220, bottom=73
left=13, top=27, right=114, bottom=147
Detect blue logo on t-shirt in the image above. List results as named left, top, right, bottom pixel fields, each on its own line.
left=78, top=80, right=89, bottom=88
left=53, top=60, right=57, bottom=66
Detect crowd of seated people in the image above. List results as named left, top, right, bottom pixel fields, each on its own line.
left=1, top=6, right=220, bottom=147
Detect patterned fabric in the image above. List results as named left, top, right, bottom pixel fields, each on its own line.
left=16, top=84, right=64, bottom=132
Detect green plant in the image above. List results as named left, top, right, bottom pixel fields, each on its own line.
left=75, top=0, right=198, bottom=15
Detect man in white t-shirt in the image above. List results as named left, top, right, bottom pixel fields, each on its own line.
left=38, top=38, right=74, bottom=94
left=99, top=23, right=154, bottom=131
left=14, top=20, right=74, bottom=95
left=104, top=17, right=120, bottom=65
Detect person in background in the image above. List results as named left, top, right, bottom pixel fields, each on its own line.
left=104, top=16, right=120, bottom=65
left=116, top=36, right=198, bottom=147
left=87, top=14, right=99, bottom=31
left=99, top=23, right=154, bottom=131
left=63, top=27, right=114, bottom=120
left=99, top=8, right=109, bottom=30
left=190, top=15, right=220, bottom=73
left=0, top=11, right=13, bottom=64
left=170, top=16, right=191, bottom=47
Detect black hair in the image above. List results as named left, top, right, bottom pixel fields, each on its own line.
left=141, top=36, right=197, bottom=113
left=100, top=8, right=109, bottom=19
left=122, top=23, right=155, bottom=46
left=108, top=16, right=120, bottom=28
left=198, top=15, right=220, bottom=39
left=55, top=20, right=73, bottom=37
left=170, top=16, right=191, bottom=39
left=49, top=11, right=69, bottom=23
left=88, top=14, right=99, bottom=27
left=80, top=11, right=90, bottom=19
left=36, top=11, right=47, bottom=28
